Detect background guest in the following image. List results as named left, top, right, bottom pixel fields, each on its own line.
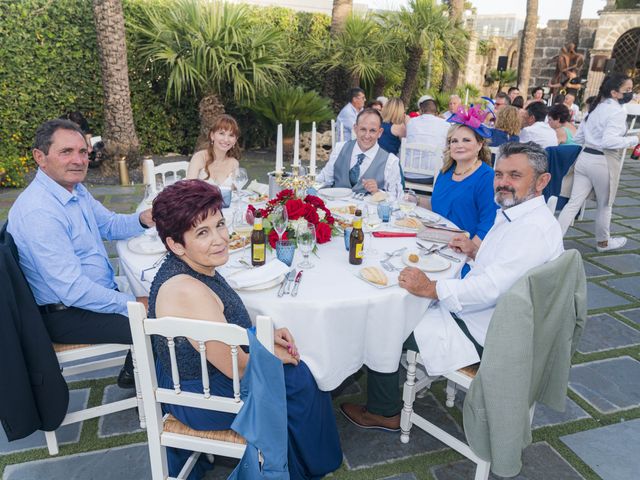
left=378, top=98, right=407, bottom=155
left=336, top=87, right=366, bottom=141
left=547, top=104, right=577, bottom=145
left=490, top=106, right=521, bottom=147
left=519, top=102, right=558, bottom=148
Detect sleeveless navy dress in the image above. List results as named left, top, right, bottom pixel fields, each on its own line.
left=378, top=122, right=401, bottom=155
left=148, top=253, right=342, bottom=479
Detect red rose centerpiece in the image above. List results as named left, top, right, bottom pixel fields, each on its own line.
left=248, top=189, right=337, bottom=248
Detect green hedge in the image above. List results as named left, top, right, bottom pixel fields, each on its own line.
left=0, top=0, right=331, bottom=186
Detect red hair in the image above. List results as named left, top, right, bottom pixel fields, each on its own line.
left=204, top=114, right=241, bottom=180
left=152, top=179, right=224, bottom=247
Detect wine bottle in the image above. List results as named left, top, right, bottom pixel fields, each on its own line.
left=349, top=209, right=365, bottom=265
left=251, top=211, right=266, bottom=267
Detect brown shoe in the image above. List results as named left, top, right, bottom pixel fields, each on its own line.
left=340, top=403, right=400, bottom=432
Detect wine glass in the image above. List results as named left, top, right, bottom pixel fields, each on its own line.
left=399, top=189, right=418, bottom=217
left=271, top=205, right=289, bottom=242
left=296, top=222, right=316, bottom=269
left=364, top=205, right=382, bottom=256
left=233, top=207, right=253, bottom=265
left=232, top=167, right=249, bottom=202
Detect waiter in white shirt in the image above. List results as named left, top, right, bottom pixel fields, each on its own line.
left=558, top=73, right=638, bottom=252
left=519, top=102, right=559, bottom=148
left=336, top=87, right=366, bottom=142
left=317, top=108, right=403, bottom=200
left=340, top=141, right=564, bottom=431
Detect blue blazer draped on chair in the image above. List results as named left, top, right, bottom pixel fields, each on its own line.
left=543, top=145, right=581, bottom=211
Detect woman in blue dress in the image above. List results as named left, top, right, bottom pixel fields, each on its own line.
left=148, top=180, right=342, bottom=479
left=489, top=105, right=521, bottom=147
left=378, top=98, right=407, bottom=155
left=431, top=116, right=498, bottom=275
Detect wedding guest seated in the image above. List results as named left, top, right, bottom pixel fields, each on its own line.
left=442, top=94, right=462, bottom=120
left=186, top=114, right=240, bottom=188
left=564, top=93, right=581, bottom=123
left=494, top=92, right=511, bottom=112
left=524, top=86, right=545, bottom=108
left=340, top=142, right=563, bottom=431
left=548, top=104, right=577, bottom=145
left=378, top=98, right=407, bottom=155
left=507, top=86, right=520, bottom=103
left=512, top=95, right=525, bottom=109
left=430, top=107, right=498, bottom=275
left=406, top=98, right=450, bottom=152
left=8, top=119, right=154, bottom=389
left=336, top=87, right=366, bottom=141
left=317, top=108, right=403, bottom=199
left=490, top=105, right=521, bottom=147
left=519, top=102, right=558, bottom=148
left=149, top=180, right=342, bottom=478
left=367, top=99, right=383, bottom=111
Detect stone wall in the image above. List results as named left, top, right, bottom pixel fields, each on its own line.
left=529, top=19, right=598, bottom=98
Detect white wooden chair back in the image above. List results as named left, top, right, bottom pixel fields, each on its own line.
left=546, top=195, right=558, bottom=215
left=127, top=301, right=274, bottom=479
left=150, top=161, right=190, bottom=193
left=45, top=343, right=144, bottom=455
left=399, top=139, right=444, bottom=192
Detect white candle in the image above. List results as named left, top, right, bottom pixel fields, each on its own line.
left=275, top=124, right=283, bottom=173
left=330, top=119, right=335, bottom=148
left=293, top=120, right=300, bottom=166
left=464, top=88, right=469, bottom=106
left=142, top=158, right=156, bottom=192
left=310, top=122, right=317, bottom=176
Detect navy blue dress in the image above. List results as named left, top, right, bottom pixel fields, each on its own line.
left=489, top=128, right=519, bottom=147
left=148, top=253, right=342, bottom=479
left=379, top=122, right=401, bottom=155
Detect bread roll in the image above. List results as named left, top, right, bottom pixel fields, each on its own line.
left=361, top=266, right=388, bottom=286
left=371, top=191, right=388, bottom=203
left=395, top=217, right=422, bottom=229
left=408, top=254, right=419, bottom=263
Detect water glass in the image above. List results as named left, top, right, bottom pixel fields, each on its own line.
left=220, top=187, right=232, bottom=208
left=271, top=205, right=289, bottom=242
left=377, top=202, right=391, bottom=222
left=296, top=222, right=316, bottom=269
left=343, top=227, right=353, bottom=251
left=276, top=240, right=296, bottom=267
left=399, top=189, right=418, bottom=217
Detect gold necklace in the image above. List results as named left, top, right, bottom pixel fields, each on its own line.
left=453, top=159, right=480, bottom=176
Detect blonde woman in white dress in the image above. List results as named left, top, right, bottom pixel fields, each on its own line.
left=186, top=114, right=241, bottom=188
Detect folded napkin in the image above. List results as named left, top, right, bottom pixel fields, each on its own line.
left=226, top=259, right=290, bottom=289
left=372, top=231, right=417, bottom=238
left=247, top=180, right=269, bottom=196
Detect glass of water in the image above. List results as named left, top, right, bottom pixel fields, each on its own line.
left=296, top=222, right=316, bottom=269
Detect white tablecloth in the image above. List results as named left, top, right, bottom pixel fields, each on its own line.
left=117, top=206, right=464, bottom=390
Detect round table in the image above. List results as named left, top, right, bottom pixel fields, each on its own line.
left=117, top=205, right=465, bottom=391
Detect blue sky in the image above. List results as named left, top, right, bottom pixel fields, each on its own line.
left=368, top=0, right=607, bottom=27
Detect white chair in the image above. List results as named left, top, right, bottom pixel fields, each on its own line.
left=399, top=139, right=444, bottom=193
left=546, top=195, right=558, bottom=214
left=127, top=301, right=275, bottom=480
left=148, top=161, right=191, bottom=194
left=44, top=343, right=145, bottom=455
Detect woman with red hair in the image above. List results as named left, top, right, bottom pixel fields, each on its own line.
left=186, top=114, right=241, bottom=187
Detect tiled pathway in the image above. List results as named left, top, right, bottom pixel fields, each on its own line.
left=1, top=159, right=639, bottom=479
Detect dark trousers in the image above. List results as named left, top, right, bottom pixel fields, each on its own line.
left=367, top=316, right=484, bottom=417
left=43, top=307, right=133, bottom=372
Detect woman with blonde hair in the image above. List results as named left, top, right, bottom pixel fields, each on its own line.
left=490, top=105, right=521, bottom=147
left=431, top=108, right=497, bottom=274
left=186, top=114, right=241, bottom=187
left=378, top=97, right=407, bottom=155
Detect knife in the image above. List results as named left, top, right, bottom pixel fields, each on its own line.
left=291, top=271, right=303, bottom=297
left=417, top=242, right=461, bottom=263
left=278, top=270, right=293, bottom=297
left=283, top=269, right=297, bottom=295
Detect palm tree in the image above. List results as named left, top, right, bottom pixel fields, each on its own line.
left=133, top=0, right=287, bottom=149
left=384, top=0, right=468, bottom=107
left=517, top=0, right=539, bottom=96
left=92, top=0, right=139, bottom=175
left=330, top=0, right=352, bottom=35
left=441, top=0, right=466, bottom=92
left=324, top=0, right=353, bottom=107
left=566, top=0, right=584, bottom=46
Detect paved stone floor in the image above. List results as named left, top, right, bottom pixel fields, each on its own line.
left=1, top=159, right=639, bottom=479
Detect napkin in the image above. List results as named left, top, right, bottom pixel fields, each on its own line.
left=372, top=231, right=417, bottom=238
left=226, top=259, right=290, bottom=289
left=247, top=180, right=269, bottom=196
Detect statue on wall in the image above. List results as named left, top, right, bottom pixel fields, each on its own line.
left=549, top=43, right=585, bottom=97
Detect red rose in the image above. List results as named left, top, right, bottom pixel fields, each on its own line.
left=285, top=199, right=306, bottom=220
left=304, top=194, right=325, bottom=209
left=276, top=189, right=295, bottom=202
left=303, top=204, right=319, bottom=224
left=315, top=222, right=332, bottom=244
left=325, top=214, right=335, bottom=225
left=268, top=229, right=289, bottom=248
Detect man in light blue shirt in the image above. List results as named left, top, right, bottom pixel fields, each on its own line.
left=336, top=87, right=366, bottom=142
left=8, top=119, right=154, bottom=388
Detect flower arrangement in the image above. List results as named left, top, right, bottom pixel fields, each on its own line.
left=247, top=189, right=337, bottom=248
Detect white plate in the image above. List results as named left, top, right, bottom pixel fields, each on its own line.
left=236, top=274, right=286, bottom=291
left=414, top=210, right=441, bottom=223
left=319, top=187, right=353, bottom=199
left=353, top=271, right=398, bottom=289
left=401, top=251, right=450, bottom=272
left=365, top=195, right=390, bottom=205
left=128, top=235, right=166, bottom=255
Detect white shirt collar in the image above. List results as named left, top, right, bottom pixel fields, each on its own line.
left=496, top=195, right=546, bottom=224
left=353, top=142, right=379, bottom=160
